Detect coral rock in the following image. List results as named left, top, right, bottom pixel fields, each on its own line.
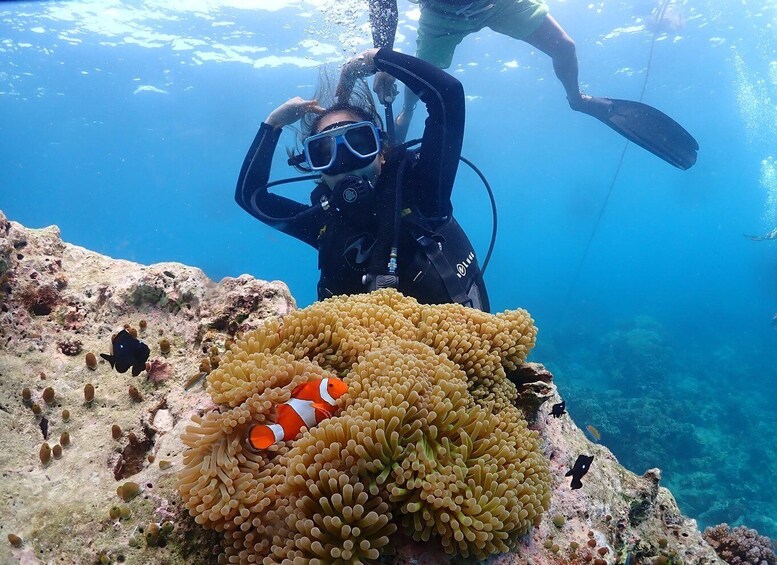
left=145, top=358, right=172, bottom=382
left=198, top=274, right=296, bottom=335
left=0, top=211, right=728, bottom=565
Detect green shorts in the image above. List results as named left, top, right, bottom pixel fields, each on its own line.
left=416, top=0, right=549, bottom=69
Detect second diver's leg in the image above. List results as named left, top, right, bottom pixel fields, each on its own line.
left=512, top=9, right=697, bottom=168
left=522, top=15, right=591, bottom=110
left=395, top=6, right=468, bottom=142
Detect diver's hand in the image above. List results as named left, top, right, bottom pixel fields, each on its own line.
left=265, top=97, right=325, bottom=128
left=372, top=71, right=398, bottom=105
left=336, top=48, right=379, bottom=104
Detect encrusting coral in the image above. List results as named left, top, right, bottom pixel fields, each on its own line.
left=703, top=523, right=777, bottom=565
left=178, top=289, right=550, bottom=564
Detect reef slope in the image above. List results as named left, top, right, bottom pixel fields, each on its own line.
left=0, top=210, right=723, bottom=565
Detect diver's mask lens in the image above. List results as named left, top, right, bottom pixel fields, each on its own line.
left=303, top=121, right=381, bottom=173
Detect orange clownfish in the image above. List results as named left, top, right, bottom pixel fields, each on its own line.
left=246, top=377, right=348, bottom=451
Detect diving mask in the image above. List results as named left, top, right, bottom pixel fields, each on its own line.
left=303, top=121, right=381, bottom=174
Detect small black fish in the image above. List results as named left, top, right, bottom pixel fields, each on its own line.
left=101, top=329, right=150, bottom=377
left=40, top=415, right=49, bottom=440
left=549, top=401, right=566, bottom=418
left=565, top=454, right=594, bottom=490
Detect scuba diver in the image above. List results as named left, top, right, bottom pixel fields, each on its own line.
left=367, top=0, right=699, bottom=169
left=744, top=227, right=777, bottom=242
left=235, top=48, right=490, bottom=311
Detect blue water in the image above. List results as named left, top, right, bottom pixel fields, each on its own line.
left=2, top=0, right=777, bottom=539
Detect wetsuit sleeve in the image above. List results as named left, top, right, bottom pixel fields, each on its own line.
left=235, top=122, right=323, bottom=248
left=374, top=48, right=464, bottom=219
left=368, top=0, right=398, bottom=49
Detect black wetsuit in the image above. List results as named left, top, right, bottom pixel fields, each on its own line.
left=235, top=48, right=489, bottom=311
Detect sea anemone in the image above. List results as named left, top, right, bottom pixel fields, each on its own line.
left=178, top=290, right=550, bottom=564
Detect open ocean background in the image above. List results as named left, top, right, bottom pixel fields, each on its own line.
left=2, top=0, right=776, bottom=541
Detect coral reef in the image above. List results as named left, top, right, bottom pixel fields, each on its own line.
left=703, top=524, right=777, bottom=565
left=0, top=210, right=727, bottom=564
left=542, top=315, right=777, bottom=540
left=597, top=317, right=672, bottom=386
left=570, top=391, right=704, bottom=480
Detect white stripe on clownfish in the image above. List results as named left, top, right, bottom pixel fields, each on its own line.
left=319, top=378, right=336, bottom=405
left=266, top=423, right=284, bottom=443
left=286, top=397, right=318, bottom=428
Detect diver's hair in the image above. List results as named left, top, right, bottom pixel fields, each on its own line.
left=288, top=68, right=387, bottom=174
left=306, top=102, right=380, bottom=136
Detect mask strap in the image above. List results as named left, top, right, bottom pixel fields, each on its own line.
left=287, top=153, right=306, bottom=167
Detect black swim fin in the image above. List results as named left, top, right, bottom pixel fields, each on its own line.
left=576, top=96, right=699, bottom=170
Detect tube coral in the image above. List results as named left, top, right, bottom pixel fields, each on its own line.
left=178, top=289, right=549, bottom=564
